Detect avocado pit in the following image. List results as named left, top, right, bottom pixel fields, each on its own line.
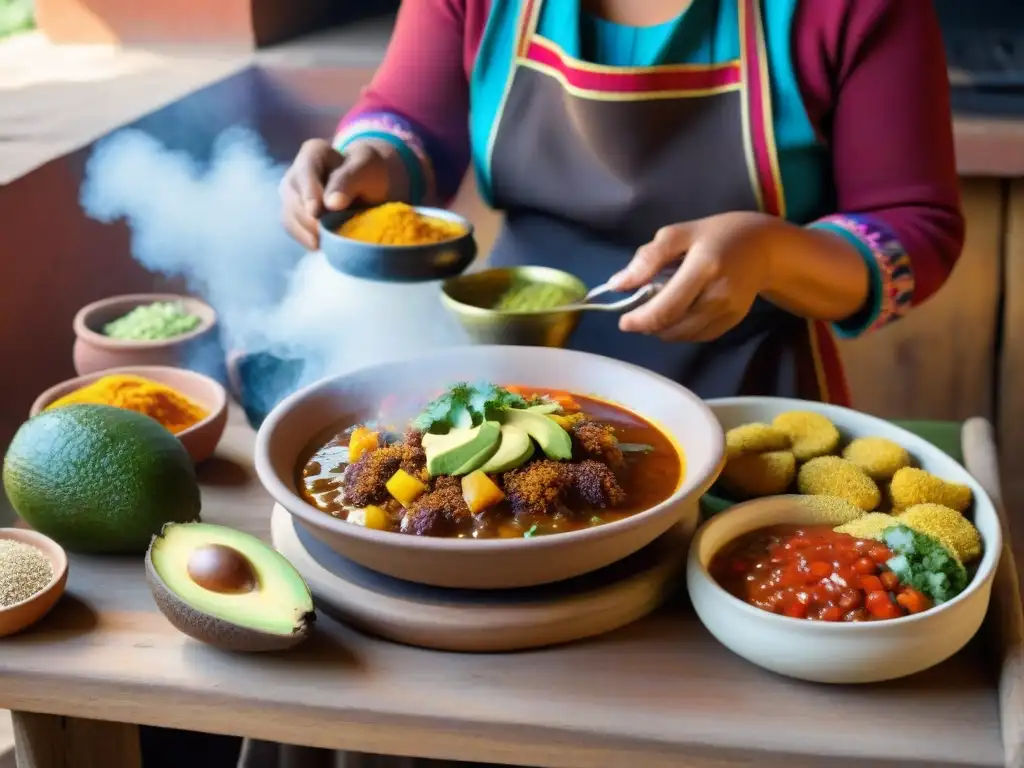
left=187, top=544, right=258, bottom=594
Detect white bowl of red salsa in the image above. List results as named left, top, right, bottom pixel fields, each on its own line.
left=709, top=517, right=927, bottom=623
left=687, top=398, right=1001, bottom=684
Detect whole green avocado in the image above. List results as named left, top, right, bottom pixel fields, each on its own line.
left=2, top=404, right=201, bottom=553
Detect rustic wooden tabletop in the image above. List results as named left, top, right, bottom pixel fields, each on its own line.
left=0, top=408, right=1011, bottom=768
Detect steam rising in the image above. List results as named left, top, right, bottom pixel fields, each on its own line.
left=80, top=127, right=471, bottom=411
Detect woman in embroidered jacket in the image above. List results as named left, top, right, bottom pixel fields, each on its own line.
left=280, top=0, right=962, bottom=405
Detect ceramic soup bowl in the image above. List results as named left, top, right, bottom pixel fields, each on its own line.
left=255, top=346, right=725, bottom=589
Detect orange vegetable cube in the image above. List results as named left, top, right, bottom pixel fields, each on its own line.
left=896, top=587, right=931, bottom=615
left=349, top=505, right=390, bottom=531
left=348, top=427, right=380, bottom=463
left=386, top=469, right=427, bottom=508
left=461, top=470, right=505, bottom=514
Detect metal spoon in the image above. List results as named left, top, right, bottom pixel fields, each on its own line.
left=504, top=279, right=665, bottom=315
left=554, top=262, right=679, bottom=314
left=571, top=279, right=666, bottom=313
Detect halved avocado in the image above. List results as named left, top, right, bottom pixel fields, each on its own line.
left=500, top=408, right=573, bottom=460
left=145, top=522, right=315, bottom=652
left=479, top=424, right=535, bottom=473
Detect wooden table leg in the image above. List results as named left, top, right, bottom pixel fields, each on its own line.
left=11, top=712, right=141, bottom=768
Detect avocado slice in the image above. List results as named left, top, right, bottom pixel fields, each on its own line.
left=501, top=408, right=573, bottom=460
left=145, top=522, right=315, bottom=652
left=480, top=424, right=535, bottom=473
left=527, top=402, right=561, bottom=415
left=422, top=421, right=502, bottom=477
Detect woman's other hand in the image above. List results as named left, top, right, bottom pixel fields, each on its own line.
left=279, top=139, right=393, bottom=250
left=610, top=212, right=781, bottom=342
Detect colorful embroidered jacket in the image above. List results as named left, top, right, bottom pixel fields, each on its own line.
left=335, top=0, right=964, bottom=338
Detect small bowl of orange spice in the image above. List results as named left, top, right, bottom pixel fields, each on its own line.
left=30, top=366, right=228, bottom=464
left=319, top=202, right=477, bottom=282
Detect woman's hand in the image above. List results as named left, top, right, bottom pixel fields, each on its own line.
left=610, top=212, right=781, bottom=342
left=279, top=139, right=394, bottom=250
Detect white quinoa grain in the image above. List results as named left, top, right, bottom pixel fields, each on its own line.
left=0, top=540, right=54, bottom=607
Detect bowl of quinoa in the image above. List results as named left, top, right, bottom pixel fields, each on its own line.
left=0, top=528, right=68, bottom=637
left=72, top=293, right=221, bottom=378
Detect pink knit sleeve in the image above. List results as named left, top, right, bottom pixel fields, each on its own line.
left=335, top=0, right=488, bottom=203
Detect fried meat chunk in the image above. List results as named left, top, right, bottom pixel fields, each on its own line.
left=503, top=460, right=571, bottom=518
left=342, top=446, right=402, bottom=507
left=570, top=459, right=626, bottom=508
left=570, top=420, right=624, bottom=469
left=402, top=476, right=469, bottom=537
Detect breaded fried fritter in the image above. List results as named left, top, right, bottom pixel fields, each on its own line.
left=570, top=459, right=626, bottom=508
left=725, top=423, right=791, bottom=459
left=570, top=420, right=624, bottom=469
left=719, top=450, right=796, bottom=498
left=503, top=460, right=571, bottom=517
left=889, top=467, right=972, bottom=513
left=842, top=437, right=911, bottom=482
left=772, top=411, right=841, bottom=461
left=790, top=495, right=865, bottom=526
left=343, top=445, right=402, bottom=507
left=897, top=503, right=982, bottom=563
left=797, top=456, right=880, bottom=511
left=834, top=512, right=900, bottom=540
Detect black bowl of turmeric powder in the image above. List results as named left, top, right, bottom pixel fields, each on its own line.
left=319, top=203, right=477, bottom=282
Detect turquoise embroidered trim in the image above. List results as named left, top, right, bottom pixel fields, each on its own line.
left=810, top=215, right=914, bottom=338
left=334, top=114, right=432, bottom=204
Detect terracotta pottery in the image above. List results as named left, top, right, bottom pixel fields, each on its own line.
left=30, top=365, right=228, bottom=464
left=254, top=345, right=726, bottom=590
left=72, top=293, right=218, bottom=377
left=0, top=529, right=68, bottom=638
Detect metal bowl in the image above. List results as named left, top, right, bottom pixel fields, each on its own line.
left=319, top=206, right=477, bottom=283
left=441, top=266, right=588, bottom=347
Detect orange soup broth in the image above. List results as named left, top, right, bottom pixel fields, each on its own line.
left=296, top=386, right=684, bottom=538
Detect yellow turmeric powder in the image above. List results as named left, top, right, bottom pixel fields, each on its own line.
left=46, top=374, right=207, bottom=434
left=338, top=202, right=465, bottom=245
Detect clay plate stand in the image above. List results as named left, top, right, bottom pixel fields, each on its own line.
left=270, top=504, right=688, bottom=652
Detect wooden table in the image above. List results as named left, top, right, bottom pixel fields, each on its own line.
left=0, top=408, right=1011, bottom=768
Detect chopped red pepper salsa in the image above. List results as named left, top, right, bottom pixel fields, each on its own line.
left=709, top=524, right=933, bottom=622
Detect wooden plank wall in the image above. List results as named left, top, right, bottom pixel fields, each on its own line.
left=840, top=179, right=1019, bottom=556
left=1001, top=181, right=1024, bottom=558
left=838, top=179, right=1003, bottom=423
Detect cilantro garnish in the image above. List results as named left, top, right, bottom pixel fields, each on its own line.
left=523, top=524, right=539, bottom=538
left=412, top=382, right=528, bottom=433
